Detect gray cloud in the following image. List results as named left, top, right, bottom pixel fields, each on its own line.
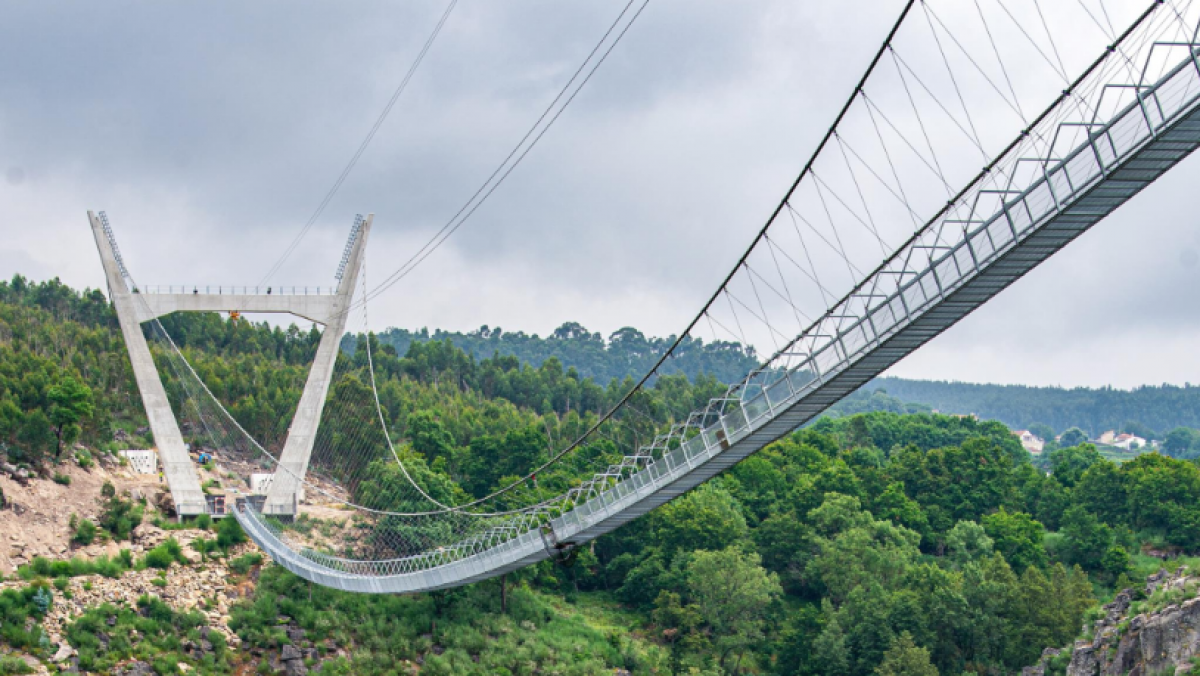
left=2, top=0, right=1198, bottom=389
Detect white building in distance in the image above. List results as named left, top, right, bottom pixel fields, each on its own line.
left=1013, top=430, right=1045, bottom=454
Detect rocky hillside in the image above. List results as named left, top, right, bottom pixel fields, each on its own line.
left=1024, top=568, right=1200, bottom=675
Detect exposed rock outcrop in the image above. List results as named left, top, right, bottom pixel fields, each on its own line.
left=1026, top=567, right=1200, bottom=676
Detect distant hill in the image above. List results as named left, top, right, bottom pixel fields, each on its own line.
left=353, top=326, right=1200, bottom=438
left=357, top=323, right=760, bottom=385
left=862, top=377, right=1200, bottom=438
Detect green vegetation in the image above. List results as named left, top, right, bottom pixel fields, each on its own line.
left=227, top=552, right=263, bottom=575
left=866, top=377, right=1200, bottom=439
left=0, top=656, right=32, bottom=675
left=142, top=538, right=188, bottom=570
left=230, top=565, right=668, bottom=675
left=66, top=595, right=229, bottom=674
left=0, top=585, right=53, bottom=652
left=0, top=277, right=112, bottom=465
left=17, top=553, right=134, bottom=580
left=69, top=513, right=96, bottom=546
left=6, top=276, right=1200, bottom=674
left=97, top=490, right=144, bottom=541
left=363, top=322, right=759, bottom=386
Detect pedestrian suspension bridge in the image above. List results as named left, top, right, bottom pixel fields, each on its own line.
left=95, top=0, right=1200, bottom=592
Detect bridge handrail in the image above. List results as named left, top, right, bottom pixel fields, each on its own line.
left=139, top=285, right=335, bottom=296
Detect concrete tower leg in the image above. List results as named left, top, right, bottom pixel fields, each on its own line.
left=87, top=212, right=208, bottom=515
left=263, top=216, right=373, bottom=515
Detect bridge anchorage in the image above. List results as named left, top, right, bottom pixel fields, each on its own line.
left=103, top=1, right=1200, bottom=593
left=89, top=211, right=372, bottom=517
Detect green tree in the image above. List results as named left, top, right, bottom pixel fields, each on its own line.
left=981, top=509, right=1046, bottom=571
left=407, top=410, right=456, bottom=465
left=1120, top=453, right=1200, bottom=545
left=684, top=547, right=781, bottom=673
left=1100, top=545, right=1133, bottom=583
left=875, top=631, right=938, bottom=676
left=806, top=494, right=921, bottom=604
left=812, top=605, right=851, bottom=676
left=1074, top=460, right=1126, bottom=526
left=944, top=520, right=994, bottom=564
left=14, top=410, right=54, bottom=465
left=1162, top=427, right=1196, bottom=458
left=47, top=375, right=94, bottom=459
left=1027, top=423, right=1056, bottom=444
left=1058, top=428, right=1088, bottom=448
left=1059, top=505, right=1112, bottom=570
left=1049, top=444, right=1101, bottom=488
left=654, top=484, right=748, bottom=556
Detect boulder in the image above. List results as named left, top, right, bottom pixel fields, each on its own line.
left=51, top=643, right=76, bottom=662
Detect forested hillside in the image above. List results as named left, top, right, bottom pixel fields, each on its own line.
left=5, top=275, right=1200, bottom=674
left=866, top=376, right=1200, bottom=439
left=363, top=323, right=760, bottom=385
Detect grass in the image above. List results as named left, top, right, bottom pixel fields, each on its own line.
left=1130, top=554, right=1200, bottom=581
left=1094, top=444, right=1151, bottom=464
left=17, top=553, right=134, bottom=580
left=1129, top=579, right=1200, bottom=617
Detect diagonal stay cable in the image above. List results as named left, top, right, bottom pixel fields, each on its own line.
left=974, top=0, right=1027, bottom=122
left=343, top=0, right=925, bottom=513
left=260, top=0, right=459, bottom=287
left=355, top=0, right=650, bottom=312
left=755, top=0, right=1165, bottom=374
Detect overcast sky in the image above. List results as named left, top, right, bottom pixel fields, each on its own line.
left=2, top=0, right=1199, bottom=389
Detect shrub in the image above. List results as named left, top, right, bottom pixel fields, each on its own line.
left=100, top=481, right=115, bottom=498
left=0, top=587, right=53, bottom=650
left=192, top=537, right=213, bottom=561
left=142, top=547, right=174, bottom=571
left=52, top=473, right=70, bottom=486
left=71, top=517, right=97, bottom=546
left=216, top=516, right=247, bottom=551
left=194, top=513, right=212, bottom=531
left=98, top=494, right=143, bottom=541
left=0, top=655, right=32, bottom=674
left=17, top=555, right=131, bottom=581
left=228, top=553, right=263, bottom=576
left=142, top=538, right=187, bottom=570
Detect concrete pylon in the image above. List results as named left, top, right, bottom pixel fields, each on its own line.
left=263, top=216, right=371, bottom=515
left=88, top=211, right=207, bottom=515
left=89, top=212, right=373, bottom=517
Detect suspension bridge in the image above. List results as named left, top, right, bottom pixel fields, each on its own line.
left=93, top=1, right=1200, bottom=592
